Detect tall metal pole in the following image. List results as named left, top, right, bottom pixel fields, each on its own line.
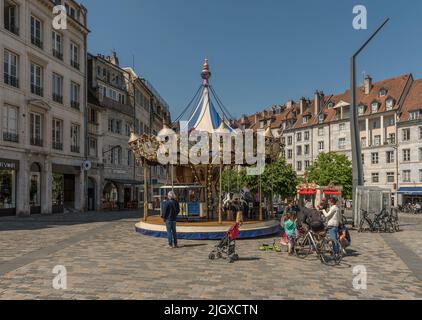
left=350, top=18, right=389, bottom=224
left=143, top=161, right=148, bottom=222
left=219, top=162, right=223, bottom=224
left=259, top=174, right=263, bottom=221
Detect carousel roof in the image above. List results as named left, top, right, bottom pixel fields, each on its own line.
left=180, top=59, right=235, bottom=134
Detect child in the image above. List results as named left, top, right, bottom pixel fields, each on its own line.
left=284, top=213, right=297, bottom=255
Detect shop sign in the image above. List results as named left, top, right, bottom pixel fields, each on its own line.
left=0, top=159, right=19, bottom=170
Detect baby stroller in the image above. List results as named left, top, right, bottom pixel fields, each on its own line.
left=209, top=222, right=240, bottom=263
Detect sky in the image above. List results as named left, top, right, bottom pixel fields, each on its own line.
left=81, top=0, right=422, bottom=119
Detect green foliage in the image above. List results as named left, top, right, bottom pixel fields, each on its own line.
left=305, top=152, right=353, bottom=199
left=221, top=159, right=298, bottom=198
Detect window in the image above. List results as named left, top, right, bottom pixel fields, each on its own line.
left=89, top=137, right=97, bottom=158
left=386, top=151, right=395, bottom=164
left=2, top=105, right=18, bottom=143
left=372, top=120, right=380, bottom=129
left=388, top=133, right=396, bottom=144
left=419, top=127, right=422, bottom=140
left=287, top=149, right=292, bottom=159
left=30, top=16, right=43, bottom=48
left=318, top=141, right=324, bottom=151
left=70, top=82, right=80, bottom=109
left=111, top=146, right=122, bottom=165
left=338, top=138, right=346, bottom=149
left=402, top=170, right=411, bottom=183
left=372, top=173, right=379, bottom=183
left=387, top=172, right=395, bottom=183
left=318, top=127, right=324, bottom=136
left=304, top=131, right=310, bottom=141
left=296, top=146, right=302, bottom=156
left=339, top=123, right=346, bottom=131
left=371, top=102, right=379, bottom=113
left=402, top=128, right=410, bottom=141
left=403, top=149, right=411, bottom=162
left=419, top=148, right=422, bottom=162
left=70, top=124, right=80, bottom=153
left=387, top=117, right=395, bottom=127
left=4, top=50, right=19, bottom=88
left=52, top=119, right=63, bottom=150
left=52, top=73, right=63, bottom=103
left=409, top=111, right=420, bottom=121
left=296, top=161, right=302, bottom=171
left=4, top=0, right=19, bottom=35
left=361, top=154, right=365, bottom=164
left=420, top=170, right=422, bottom=183
left=305, top=160, right=310, bottom=169
left=287, top=136, right=292, bottom=146
left=70, top=42, right=79, bottom=69
left=127, top=150, right=133, bottom=166
left=318, top=114, right=325, bottom=124
left=361, top=137, right=367, bottom=147
left=386, top=99, right=394, bottom=111
left=304, top=144, right=310, bottom=155
left=125, top=122, right=131, bottom=137
left=88, top=109, right=98, bottom=124
left=52, top=31, right=63, bottom=60
left=374, top=135, right=381, bottom=146
left=302, top=116, right=309, bottom=124
left=296, top=133, right=302, bottom=142
left=379, top=89, right=387, bottom=97
left=358, top=105, right=365, bottom=116
left=371, top=152, right=379, bottom=164
left=30, top=112, right=43, bottom=146
left=30, top=63, right=43, bottom=96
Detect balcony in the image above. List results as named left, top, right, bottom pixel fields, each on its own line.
left=53, top=93, right=63, bottom=104
left=100, top=96, right=134, bottom=117
left=31, top=84, right=43, bottom=97
left=88, top=122, right=99, bottom=135
left=30, top=137, right=43, bottom=147
left=31, top=36, right=43, bottom=49
left=71, top=60, right=80, bottom=70
left=3, top=132, right=19, bottom=143
left=52, top=49, right=63, bottom=60
left=5, top=23, right=19, bottom=36
left=4, top=74, right=19, bottom=88
left=71, top=101, right=80, bottom=110
left=71, top=145, right=80, bottom=153
left=52, top=141, right=63, bottom=150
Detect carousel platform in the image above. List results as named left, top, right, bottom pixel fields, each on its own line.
left=135, top=216, right=281, bottom=240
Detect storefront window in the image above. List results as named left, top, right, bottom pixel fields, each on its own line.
left=30, top=173, right=41, bottom=207
left=0, top=170, right=16, bottom=209
left=52, top=174, right=64, bottom=206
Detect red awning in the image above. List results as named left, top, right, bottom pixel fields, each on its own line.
left=324, top=189, right=341, bottom=196
left=298, top=189, right=317, bottom=195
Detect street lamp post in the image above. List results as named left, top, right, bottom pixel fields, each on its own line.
left=350, top=18, right=390, bottom=224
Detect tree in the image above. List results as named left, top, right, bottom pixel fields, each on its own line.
left=305, top=152, right=353, bottom=199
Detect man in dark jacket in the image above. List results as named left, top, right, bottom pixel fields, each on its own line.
left=162, top=191, right=180, bottom=248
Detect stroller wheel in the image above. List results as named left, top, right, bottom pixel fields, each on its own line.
left=209, top=253, right=216, bottom=260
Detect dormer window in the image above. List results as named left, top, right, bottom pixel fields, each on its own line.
left=371, top=102, right=379, bottom=113
left=379, top=88, right=387, bottom=97
left=358, top=105, right=365, bottom=116
left=328, top=102, right=334, bottom=108
left=386, top=98, right=394, bottom=111
left=409, top=110, right=421, bottom=121
left=318, top=114, right=325, bottom=124
left=302, top=116, right=309, bottom=124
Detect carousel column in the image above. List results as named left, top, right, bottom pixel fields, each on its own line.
left=143, top=161, right=149, bottom=221
left=41, top=159, right=52, bottom=215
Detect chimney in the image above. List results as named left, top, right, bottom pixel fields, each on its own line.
left=364, top=75, right=372, bottom=95
left=299, top=97, right=306, bottom=114
left=314, top=90, right=320, bottom=115
left=286, top=100, right=293, bottom=109
left=110, top=51, right=119, bottom=66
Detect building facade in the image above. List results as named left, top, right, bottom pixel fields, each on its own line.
left=87, top=52, right=171, bottom=212
left=0, top=0, right=88, bottom=216
left=241, top=74, right=422, bottom=206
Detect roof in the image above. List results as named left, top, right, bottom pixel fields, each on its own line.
left=401, top=78, right=422, bottom=122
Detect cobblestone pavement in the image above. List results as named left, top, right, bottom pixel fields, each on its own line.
left=0, top=212, right=421, bottom=300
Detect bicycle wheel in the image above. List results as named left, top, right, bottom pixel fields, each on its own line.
left=295, top=235, right=312, bottom=259
left=319, top=238, right=341, bottom=266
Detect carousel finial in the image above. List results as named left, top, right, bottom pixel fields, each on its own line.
left=201, top=58, right=211, bottom=87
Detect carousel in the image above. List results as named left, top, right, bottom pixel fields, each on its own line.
left=129, top=59, right=283, bottom=239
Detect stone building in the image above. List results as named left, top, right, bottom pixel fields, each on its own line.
left=241, top=73, right=422, bottom=206
left=0, top=0, right=88, bottom=216
left=87, top=52, right=171, bottom=211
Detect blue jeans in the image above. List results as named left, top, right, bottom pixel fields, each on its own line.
left=328, top=227, right=340, bottom=255
left=165, top=220, right=177, bottom=247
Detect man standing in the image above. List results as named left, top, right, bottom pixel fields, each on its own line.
left=322, top=198, right=341, bottom=256
left=162, top=191, right=180, bottom=248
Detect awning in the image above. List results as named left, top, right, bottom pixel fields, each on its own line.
left=105, top=179, right=144, bottom=186
left=298, top=189, right=317, bottom=195
left=398, top=187, right=422, bottom=195
left=323, top=189, right=342, bottom=196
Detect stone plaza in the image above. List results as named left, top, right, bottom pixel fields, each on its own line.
left=0, top=211, right=421, bottom=300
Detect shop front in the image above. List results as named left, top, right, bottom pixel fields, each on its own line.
left=398, top=187, right=422, bottom=205
left=52, top=164, right=80, bottom=213
left=103, top=179, right=142, bottom=210
left=0, top=159, right=18, bottom=217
